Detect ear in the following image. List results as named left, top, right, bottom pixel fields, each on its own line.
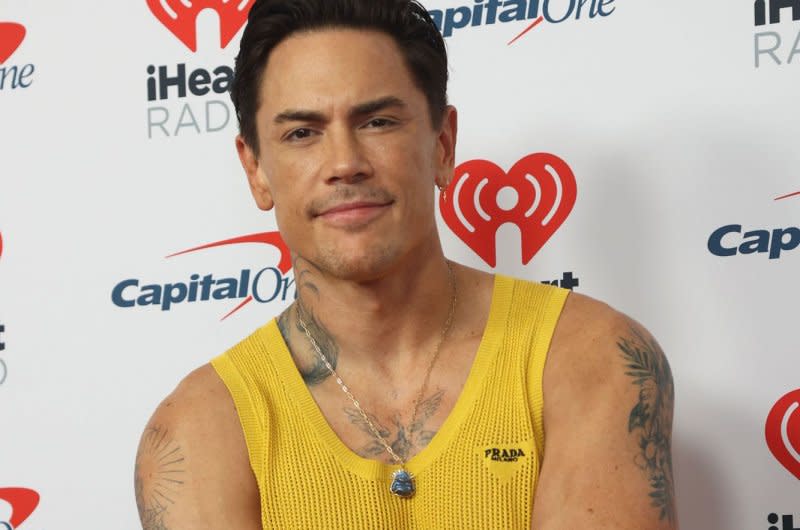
left=434, top=106, right=458, bottom=190
left=236, top=135, right=274, bottom=211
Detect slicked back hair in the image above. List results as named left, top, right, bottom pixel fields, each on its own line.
left=230, top=0, right=448, bottom=155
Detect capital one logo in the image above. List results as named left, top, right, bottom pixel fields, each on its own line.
left=707, top=191, right=800, bottom=260
left=0, top=488, right=40, bottom=529
left=166, top=231, right=292, bottom=319
left=147, top=0, right=254, bottom=52
left=777, top=189, right=800, bottom=201
left=0, top=23, right=25, bottom=64
left=111, top=231, right=294, bottom=320
left=429, top=0, right=617, bottom=43
left=440, top=153, right=577, bottom=267
left=766, top=388, right=800, bottom=480
left=0, top=22, right=34, bottom=91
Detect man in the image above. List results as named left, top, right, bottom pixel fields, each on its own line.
left=135, top=0, right=676, bottom=528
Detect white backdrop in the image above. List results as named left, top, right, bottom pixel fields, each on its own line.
left=1, top=1, right=799, bottom=528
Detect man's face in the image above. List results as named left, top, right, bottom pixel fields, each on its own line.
left=238, top=28, right=456, bottom=281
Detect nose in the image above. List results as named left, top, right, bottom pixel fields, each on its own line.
left=323, top=127, right=373, bottom=185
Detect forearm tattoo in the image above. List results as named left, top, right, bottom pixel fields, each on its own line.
left=619, top=326, right=676, bottom=523
left=135, top=425, right=185, bottom=530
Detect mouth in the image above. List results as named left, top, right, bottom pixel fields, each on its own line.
left=317, top=201, right=393, bottom=216
left=315, top=200, right=394, bottom=227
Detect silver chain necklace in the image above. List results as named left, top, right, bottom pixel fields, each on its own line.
left=296, top=261, right=457, bottom=499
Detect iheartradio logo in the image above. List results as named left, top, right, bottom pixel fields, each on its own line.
left=766, top=388, right=800, bottom=480
left=0, top=488, right=39, bottom=529
left=146, top=0, right=255, bottom=52
left=440, top=153, right=577, bottom=267
left=0, top=22, right=26, bottom=64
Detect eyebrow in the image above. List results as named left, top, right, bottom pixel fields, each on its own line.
left=273, top=96, right=408, bottom=124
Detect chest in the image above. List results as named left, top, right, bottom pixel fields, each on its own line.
left=306, top=338, right=480, bottom=464
left=257, top=335, right=542, bottom=530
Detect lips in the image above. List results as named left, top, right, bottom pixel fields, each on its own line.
left=317, top=201, right=393, bottom=217
left=314, top=200, right=394, bottom=228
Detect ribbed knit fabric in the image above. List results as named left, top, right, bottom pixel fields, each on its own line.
left=211, top=275, right=568, bottom=529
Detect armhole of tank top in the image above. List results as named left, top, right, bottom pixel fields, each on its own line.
left=210, top=352, right=267, bottom=482
left=526, top=285, right=570, bottom=466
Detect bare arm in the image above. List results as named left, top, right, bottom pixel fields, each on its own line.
left=532, top=294, right=677, bottom=529
left=135, top=365, right=262, bottom=530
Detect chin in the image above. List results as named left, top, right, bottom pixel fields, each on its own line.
left=316, top=242, right=401, bottom=282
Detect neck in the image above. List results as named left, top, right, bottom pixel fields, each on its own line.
left=290, top=241, right=456, bottom=371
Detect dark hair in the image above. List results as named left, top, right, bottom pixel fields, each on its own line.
left=230, top=0, right=448, bottom=154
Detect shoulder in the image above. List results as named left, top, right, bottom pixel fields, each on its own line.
left=135, top=364, right=260, bottom=528
left=144, top=363, right=241, bottom=439
left=532, top=292, right=676, bottom=527
left=546, top=291, right=671, bottom=398
left=543, top=292, right=674, bottom=432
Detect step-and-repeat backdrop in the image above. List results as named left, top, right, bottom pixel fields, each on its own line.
left=1, top=1, right=799, bottom=528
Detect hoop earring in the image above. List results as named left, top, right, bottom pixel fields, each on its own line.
left=439, top=185, right=447, bottom=203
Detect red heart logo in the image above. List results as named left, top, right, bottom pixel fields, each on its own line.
left=766, top=388, right=800, bottom=480
left=0, top=23, right=26, bottom=65
left=440, top=153, right=577, bottom=267
left=146, top=0, right=254, bottom=52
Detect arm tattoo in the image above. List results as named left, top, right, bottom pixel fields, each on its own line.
left=135, top=425, right=185, bottom=530
left=619, top=326, right=676, bottom=524
left=347, top=389, right=445, bottom=461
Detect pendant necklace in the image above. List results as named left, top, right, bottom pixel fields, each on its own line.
left=296, top=261, right=457, bottom=499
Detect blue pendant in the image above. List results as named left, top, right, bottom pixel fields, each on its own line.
left=390, top=469, right=415, bottom=498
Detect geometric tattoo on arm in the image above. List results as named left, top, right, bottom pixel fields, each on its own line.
left=134, top=425, right=186, bottom=530
left=618, top=326, right=676, bottom=524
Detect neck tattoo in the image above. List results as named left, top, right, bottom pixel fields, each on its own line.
left=296, top=261, right=458, bottom=499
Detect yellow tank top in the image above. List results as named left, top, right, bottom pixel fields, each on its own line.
left=212, top=275, right=568, bottom=529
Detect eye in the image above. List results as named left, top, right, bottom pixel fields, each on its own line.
left=285, top=128, right=316, bottom=141
left=364, top=118, right=395, bottom=129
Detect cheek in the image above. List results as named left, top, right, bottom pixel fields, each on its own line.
left=266, top=155, right=316, bottom=201
left=264, top=168, right=313, bottom=240
left=389, top=156, right=437, bottom=222
left=373, top=134, right=437, bottom=184
left=272, top=192, right=306, bottom=233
